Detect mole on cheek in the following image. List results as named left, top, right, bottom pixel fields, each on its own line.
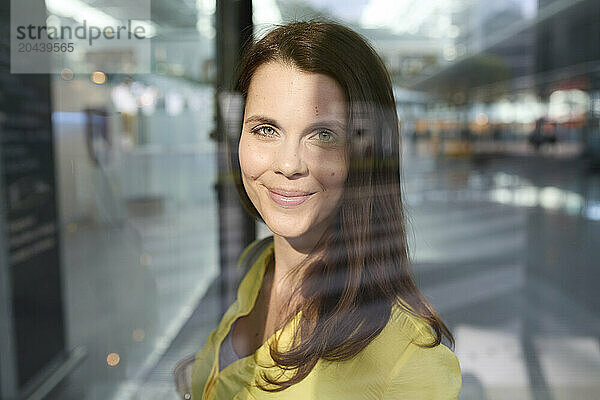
left=331, top=172, right=335, bottom=176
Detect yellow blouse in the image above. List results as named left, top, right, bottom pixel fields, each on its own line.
left=191, top=240, right=462, bottom=399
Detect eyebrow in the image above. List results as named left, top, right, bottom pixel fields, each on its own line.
left=244, top=115, right=346, bottom=133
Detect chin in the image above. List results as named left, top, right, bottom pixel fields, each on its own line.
left=264, top=216, right=312, bottom=239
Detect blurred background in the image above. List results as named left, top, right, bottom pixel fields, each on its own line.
left=0, top=0, right=598, bottom=399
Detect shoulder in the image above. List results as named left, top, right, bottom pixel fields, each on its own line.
left=322, top=304, right=461, bottom=398
left=377, top=306, right=462, bottom=399
left=381, top=341, right=461, bottom=399
left=345, top=303, right=453, bottom=368
left=368, top=301, right=437, bottom=353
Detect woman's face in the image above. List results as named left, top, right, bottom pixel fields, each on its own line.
left=239, top=61, right=349, bottom=243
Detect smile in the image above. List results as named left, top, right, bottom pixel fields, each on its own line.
left=267, top=188, right=316, bottom=207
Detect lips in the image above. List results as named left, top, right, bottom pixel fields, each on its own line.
left=267, top=187, right=316, bottom=207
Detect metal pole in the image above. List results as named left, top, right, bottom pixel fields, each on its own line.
left=215, top=0, right=255, bottom=317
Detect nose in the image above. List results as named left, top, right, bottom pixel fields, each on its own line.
left=274, top=137, right=308, bottom=178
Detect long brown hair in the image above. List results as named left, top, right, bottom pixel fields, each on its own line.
left=228, top=19, right=454, bottom=392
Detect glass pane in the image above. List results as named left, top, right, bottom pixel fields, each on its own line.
left=258, top=1, right=600, bottom=399
left=1, top=1, right=598, bottom=399
left=46, top=0, right=217, bottom=398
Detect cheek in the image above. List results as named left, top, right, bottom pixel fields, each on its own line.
left=309, top=152, right=348, bottom=192
left=327, top=168, right=349, bottom=192
left=239, top=135, right=269, bottom=181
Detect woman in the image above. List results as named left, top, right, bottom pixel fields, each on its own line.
left=191, top=20, right=462, bottom=399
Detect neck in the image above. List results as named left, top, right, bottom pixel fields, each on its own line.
left=268, top=212, right=336, bottom=310
left=271, top=236, right=306, bottom=298
left=269, top=227, right=324, bottom=310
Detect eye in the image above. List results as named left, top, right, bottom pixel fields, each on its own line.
left=313, top=130, right=337, bottom=143
left=250, top=125, right=277, bottom=137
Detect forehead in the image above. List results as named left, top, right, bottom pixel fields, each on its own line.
left=244, top=62, right=347, bottom=122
